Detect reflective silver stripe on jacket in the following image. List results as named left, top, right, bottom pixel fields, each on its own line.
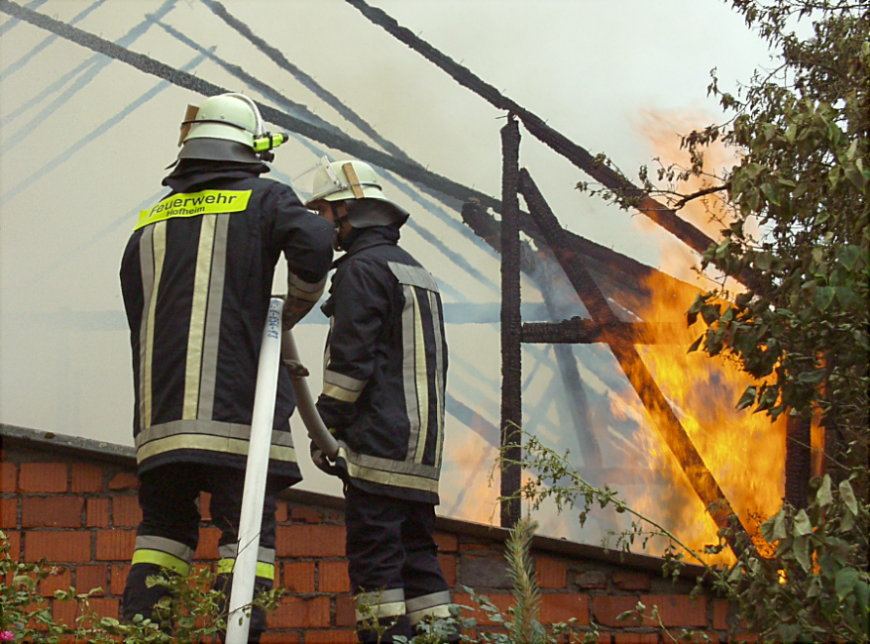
left=323, top=368, right=367, bottom=403
left=137, top=214, right=233, bottom=428
left=337, top=443, right=439, bottom=494
left=134, top=535, right=194, bottom=563
left=406, top=590, right=452, bottom=625
left=135, top=419, right=296, bottom=465
left=428, top=289, right=446, bottom=469
left=287, top=272, right=327, bottom=302
left=194, top=214, right=230, bottom=420
left=138, top=220, right=167, bottom=430
left=354, top=588, right=406, bottom=621
left=389, top=262, right=445, bottom=470
left=218, top=543, right=276, bottom=564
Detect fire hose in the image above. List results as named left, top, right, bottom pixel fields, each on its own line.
left=226, top=298, right=338, bottom=643
left=281, top=328, right=340, bottom=461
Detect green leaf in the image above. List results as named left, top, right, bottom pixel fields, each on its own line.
left=836, top=245, right=862, bottom=270
left=753, top=251, right=774, bottom=270
left=834, top=286, right=861, bottom=309
left=736, top=386, right=757, bottom=410
left=797, top=369, right=825, bottom=384
left=815, top=474, right=833, bottom=507
left=814, top=286, right=836, bottom=311
left=855, top=581, right=869, bottom=613
left=793, top=535, right=811, bottom=572
left=793, top=509, right=813, bottom=536
left=835, top=567, right=860, bottom=599
left=760, top=510, right=786, bottom=541
left=839, top=480, right=859, bottom=515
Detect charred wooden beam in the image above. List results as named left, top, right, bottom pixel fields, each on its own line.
left=518, top=168, right=752, bottom=555
left=500, top=117, right=523, bottom=528
left=522, top=319, right=690, bottom=345
left=785, top=416, right=812, bottom=508
left=461, top=199, right=605, bottom=469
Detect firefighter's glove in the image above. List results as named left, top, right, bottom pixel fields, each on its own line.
left=310, top=440, right=340, bottom=476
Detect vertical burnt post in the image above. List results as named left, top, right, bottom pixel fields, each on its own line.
left=785, top=416, right=812, bottom=508
left=500, top=114, right=522, bottom=528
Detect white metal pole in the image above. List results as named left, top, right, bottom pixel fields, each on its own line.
left=225, top=297, right=284, bottom=644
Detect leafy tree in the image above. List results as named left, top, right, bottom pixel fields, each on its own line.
left=564, top=1, right=869, bottom=640
left=668, top=0, right=868, bottom=476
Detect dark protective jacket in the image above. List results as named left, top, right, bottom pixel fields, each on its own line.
left=120, top=160, right=334, bottom=487
left=316, top=226, right=448, bottom=504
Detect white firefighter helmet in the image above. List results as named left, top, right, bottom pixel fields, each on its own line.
left=176, top=92, right=286, bottom=163
left=305, top=157, right=409, bottom=227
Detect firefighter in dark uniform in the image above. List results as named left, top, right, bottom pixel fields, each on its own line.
left=305, top=159, right=455, bottom=643
left=119, top=92, right=334, bottom=642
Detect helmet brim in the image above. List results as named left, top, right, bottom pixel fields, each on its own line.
left=178, top=138, right=261, bottom=164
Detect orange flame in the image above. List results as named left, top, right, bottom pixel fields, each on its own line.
left=619, top=110, right=786, bottom=564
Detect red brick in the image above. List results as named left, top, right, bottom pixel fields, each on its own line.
left=194, top=526, right=220, bottom=560
left=614, top=633, right=660, bottom=643
left=535, top=556, right=567, bottom=588
left=267, top=595, right=330, bottom=628
left=458, top=540, right=490, bottom=551
left=22, top=496, right=83, bottom=528
left=289, top=504, right=323, bottom=523
left=274, top=500, right=288, bottom=523
left=439, top=554, right=457, bottom=586
left=3, top=530, right=21, bottom=559
left=575, top=569, right=607, bottom=589
left=540, top=593, right=589, bottom=625
left=640, top=594, right=706, bottom=628
left=592, top=595, right=643, bottom=627
left=110, top=564, right=131, bottom=595
left=453, top=592, right=513, bottom=626
left=26, top=531, right=91, bottom=563
left=86, top=498, right=110, bottom=527
left=318, top=560, right=349, bottom=592
left=276, top=525, right=345, bottom=557
left=95, top=529, right=136, bottom=561
left=38, top=566, right=71, bottom=597
left=108, top=471, right=138, bottom=491
left=0, top=461, right=17, bottom=491
left=76, top=564, right=108, bottom=595
left=260, top=632, right=301, bottom=644
left=282, top=561, right=315, bottom=593
left=112, top=495, right=142, bottom=527
left=19, top=463, right=68, bottom=492
left=335, top=593, right=356, bottom=626
left=199, top=491, right=213, bottom=521
left=80, top=597, right=119, bottom=623
left=52, top=597, right=79, bottom=628
left=612, top=571, right=652, bottom=591
left=434, top=532, right=458, bottom=552
left=713, top=599, right=729, bottom=630
left=71, top=463, right=103, bottom=493
left=0, top=497, right=17, bottom=528
left=305, top=629, right=357, bottom=643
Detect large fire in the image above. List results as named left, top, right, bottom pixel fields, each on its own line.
left=617, top=110, right=786, bottom=564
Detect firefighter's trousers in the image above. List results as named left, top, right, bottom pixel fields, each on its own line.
left=121, top=463, right=278, bottom=643
left=345, top=484, right=455, bottom=643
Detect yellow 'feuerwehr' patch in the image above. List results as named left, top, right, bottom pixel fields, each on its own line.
left=135, top=189, right=252, bottom=230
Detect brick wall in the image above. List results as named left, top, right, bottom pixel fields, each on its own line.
left=0, top=426, right=747, bottom=643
